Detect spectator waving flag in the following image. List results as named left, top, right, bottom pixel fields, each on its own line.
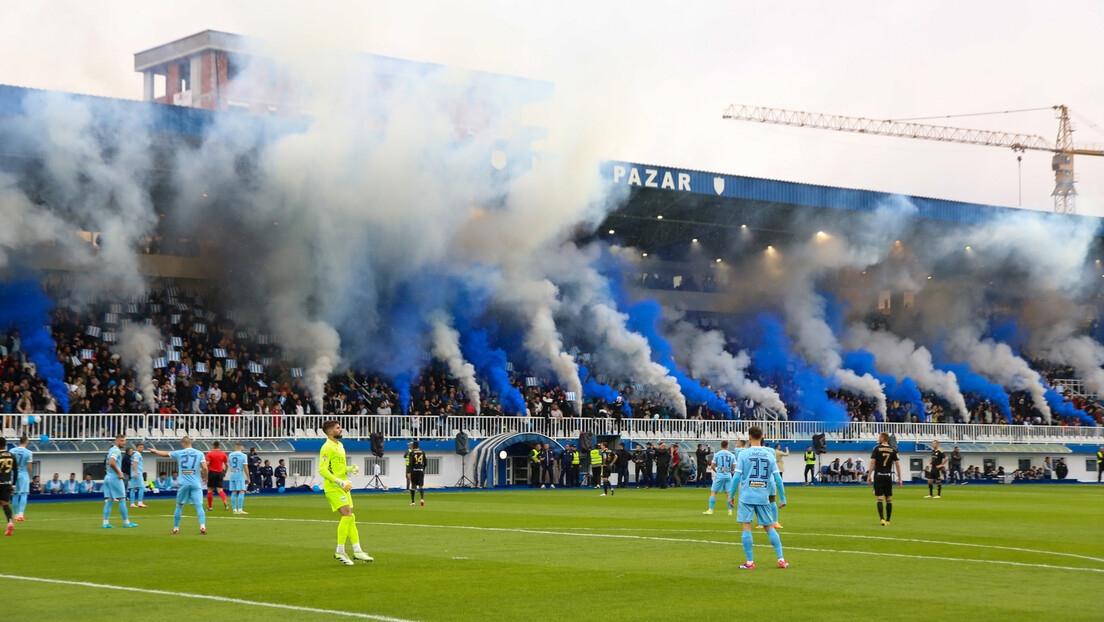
left=565, top=392, right=577, bottom=401
left=525, top=377, right=539, bottom=387
left=214, top=348, right=227, bottom=358
left=224, top=359, right=237, bottom=370
left=80, top=349, right=94, bottom=360
left=170, top=314, right=181, bottom=325
left=236, top=331, right=249, bottom=340
left=193, top=323, right=207, bottom=334
left=149, top=303, right=162, bottom=313
left=261, top=357, right=274, bottom=367
left=196, top=362, right=208, bottom=373
left=248, top=361, right=263, bottom=374
left=291, top=367, right=304, bottom=378
left=86, top=326, right=101, bottom=338
left=109, top=303, right=122, bottom=314
left=104, top=313, right=119, bottom=324
left=127, top=303, right=139, bottom=314
left=505, top=361, right=514, bottom=371
left=257, top=380, right=268, bottom=388
left=171, top=336, right=183, bottom=348
left=167, top=350, right=181, bottom=362
left=70, top=356, right=81, bottom=366
left=152, top=357, right=167, bottom=369
left=422, top=350, right=432, bottom=362
left=258, top=334, right=273, bottom=345
left=103, top=332, right=116, bottom=343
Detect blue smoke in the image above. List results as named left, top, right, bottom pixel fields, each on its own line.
left=578, top=364, right=628, bottom=414
left=751, top=314, right=848, bottom=425
left=0, top=279, right=69, bottom=413
left=623, top=298, right=731, bottom=417
left=1044, top=388, right=1095, bottom=426
left=456, top=319, right=527, bottom=415
left=843, top=349, right=924, bottom=418
left=938, top=361, right=1012, bottom=422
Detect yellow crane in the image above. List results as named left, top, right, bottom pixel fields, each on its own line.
left=723, top=104, right=1104, bottom=215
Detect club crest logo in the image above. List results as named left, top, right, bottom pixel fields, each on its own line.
left=714, top=177, right=725, bottom=195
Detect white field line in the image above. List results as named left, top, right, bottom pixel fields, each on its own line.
left=188, top=515, right=1104, bottom=574
left=0, top=574, right=417, bottom=622
left=529, top=526, right=1104, bottom=565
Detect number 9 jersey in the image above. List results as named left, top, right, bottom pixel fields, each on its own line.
left=734, top=446, right=779, bottom=506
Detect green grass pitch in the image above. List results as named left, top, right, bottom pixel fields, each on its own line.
left=4, top=484, right=1101, bottom=621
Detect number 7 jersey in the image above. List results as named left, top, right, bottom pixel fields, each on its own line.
left=734, top=446, right=779, bottom=505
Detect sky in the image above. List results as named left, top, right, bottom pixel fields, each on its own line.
left=2, top=1, right=1103, bottom=215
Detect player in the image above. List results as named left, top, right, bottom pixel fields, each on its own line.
left=925, top=440, right=947, bottom=498
left=149, top=436, right=208, bottom=534
left=703, top=440, right=736, bottom=515
left=868, top=432, right=902, bottom=526
left=733, top=426, right=788, bottom=569
left=0, top=438, right=15, bottom=535
left=102, top=434, right=138, bottom=529
left=205, top=441, right=229, bottom=511
left=227, top=442, right=250, bottom=514
left=408, top=441, right=427, bottom=506
left=319, top=420, right=372, bottom=565
left=128, top=442, right=148, bottom=508
left=10, top=435, right=31, bottom=521
left=599, top=443, right=617, bottom=497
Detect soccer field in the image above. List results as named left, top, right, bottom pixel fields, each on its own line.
left=5, top=484, right=1101, bottom=621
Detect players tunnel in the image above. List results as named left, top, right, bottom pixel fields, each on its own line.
left=471, top=433, right=565, bottom=488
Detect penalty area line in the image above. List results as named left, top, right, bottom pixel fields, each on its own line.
left=0, top=574, right=417, bottom=622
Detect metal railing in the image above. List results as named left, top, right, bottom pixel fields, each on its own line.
left=4, top=413, right=1100, bottom=445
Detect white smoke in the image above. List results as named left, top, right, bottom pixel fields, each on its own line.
left=946, top=326, right=1052, bottom=422
left=668, top=321, right=786, bottom=415
left=845, top=323, right=968, bottom=416
left=1030, top=323, right=1104, bottom=397
left=499, top=274, right=582, bottom=412
left=590, top=303, right=686, bottom=417
left=113, top=324, right=160, bottom=411
left=429, top=312, right=481, bottom=415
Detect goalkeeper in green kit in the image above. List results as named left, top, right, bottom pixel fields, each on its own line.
left=319, top=420, right=373, bottom=565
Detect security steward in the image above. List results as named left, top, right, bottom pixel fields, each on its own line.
left=804, top=446, right=816, bottom=486
left=569, top=444, right=581, bottom=487
left=589, top=446, right=602, bottom=488
left=529, top=444, right=542, bottom=488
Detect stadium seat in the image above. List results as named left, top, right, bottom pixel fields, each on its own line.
left=198, top=428, right=213, bottom=438
left=174, top=428, right=187, bottom=438
left=2, top=428, right=15, bottom=438
left=125, top=427, right=138, bottom=438
left=293, top=428, right=306, bottom=438
left=148, top=428, right=163, bottom=439
left=188, top=428, right=201, bottom=438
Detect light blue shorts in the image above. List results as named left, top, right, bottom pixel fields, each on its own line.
left=102, top=477, right=126, bottom=499
left=228, top=477, right=247, bottom=492
left=176, top=484, right=203, bottom=506
left=736, top=501, right=774, bottom=525
left=127, top=477, right=142, bottom=490
left=711, top=473, right=733, bottom=493
left=768, top=476, right=777, bottom=496
left=15, top=474, right=29, bottom=494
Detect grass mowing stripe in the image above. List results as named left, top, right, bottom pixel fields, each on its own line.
left=538, top=526, right=1104, bottom=564
left=191, top=515, right=1104, bottom=573
left=0, top=574, right=418, bottom=622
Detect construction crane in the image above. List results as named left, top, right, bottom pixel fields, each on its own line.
left=722, top=104, right=1104, bottom=215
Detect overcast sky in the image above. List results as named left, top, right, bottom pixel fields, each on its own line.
left=3, top=1, right=1103, bottom=215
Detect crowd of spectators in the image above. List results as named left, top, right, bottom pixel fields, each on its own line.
left=637, top=272, right=721, bottom=293
left=1, top=285, right=1101, bottom=435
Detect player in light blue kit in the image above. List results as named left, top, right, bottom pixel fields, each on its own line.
left=733, top=426, right=787, bottom=569
left=227, top=442, right=250, bottom=515
left=150, top=436, right=208, bottom=534
left=102, top=434, right=138, bottom=529
left=10, top=435, right=32, bottom=521
left=725, top=439, right=747, bottom=514
left=128, top=442, right=148, bottom=508
left=703, top=440, right=736, bottom=515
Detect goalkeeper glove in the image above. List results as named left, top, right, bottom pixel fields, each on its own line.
left=347, top=464, right=360, bottom=476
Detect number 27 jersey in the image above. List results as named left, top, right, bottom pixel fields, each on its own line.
left=735, top=446, right=778, bottom=505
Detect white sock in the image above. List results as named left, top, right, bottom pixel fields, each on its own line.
left=352, top=543, right=363, bottom=553
left=336, top=544, right=346, bottom=555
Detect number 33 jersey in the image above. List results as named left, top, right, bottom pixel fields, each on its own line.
left=734, top=446, right=779, bottom=505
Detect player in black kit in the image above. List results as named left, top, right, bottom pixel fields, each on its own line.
left=925, top=441, right=948, bottom=498
left=0, top=438, right=15, bottom=535
left=408, top=441, right=427, bottom=506
left=868, top=433, right=902, bottom=526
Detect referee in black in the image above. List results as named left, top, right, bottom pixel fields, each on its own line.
left=868, top=432, right=902, bottom=526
